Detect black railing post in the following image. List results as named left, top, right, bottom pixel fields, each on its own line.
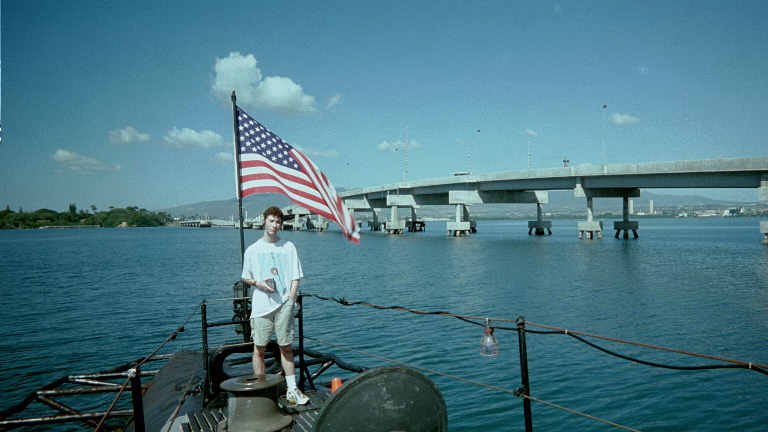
left=201, top=301, right=210, bottom=401
left=516, top=316, right=533, bottom=432
left=241, top=282, right=251, bottom=343
left=129, top=366, right=145, bottom=432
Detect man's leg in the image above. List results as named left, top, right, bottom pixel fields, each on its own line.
left=251, top=315, right=274, bottom=377
left=275, top=301, right=308, bottom=405
left=279, top=344, right=296, bottom=377
left=252, top=345, right=266, bottom=376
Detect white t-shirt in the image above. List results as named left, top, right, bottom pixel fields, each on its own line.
left=241, top=238, right=303, bottom=318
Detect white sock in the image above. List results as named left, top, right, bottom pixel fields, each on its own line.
left=285, top=374, right=297, bottom=391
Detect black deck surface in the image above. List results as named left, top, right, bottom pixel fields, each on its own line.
left=126, top=350, right=205, bottom=432
left=129, top=350, right=330, bottom=431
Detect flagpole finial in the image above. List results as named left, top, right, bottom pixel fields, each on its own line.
left=231, top=90, right=236, bottom=104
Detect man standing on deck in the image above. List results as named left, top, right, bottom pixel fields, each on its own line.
left=241, top=206, right=309, bottom=405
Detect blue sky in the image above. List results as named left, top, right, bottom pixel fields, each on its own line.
left=2, top=1, right=767, bottom=211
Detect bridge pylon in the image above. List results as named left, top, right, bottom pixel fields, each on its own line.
left=447, top=204, right=474, bottom=237
left=614, top=195, right=639, bottom=239
left=528, top=203, right=552, bottom=236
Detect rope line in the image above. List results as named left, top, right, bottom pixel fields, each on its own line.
left=519, top=393, right=643, bottom=432
left=305, top=335, right=642, bottom=432
left=92, top=377, right=132, bottom=431
left=565, top=333, right=768, bottom=375
left=302, top=293, right=768, bottom=373
left=525, top=320, right=768, bottom=371
left=94, top=305, right=199, bottom=431
left=136, top=306, right=199, bottom=370
left=303, top=293, right=518, bottom=323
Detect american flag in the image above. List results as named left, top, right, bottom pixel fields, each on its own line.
left=235, top=106, right=359, bottom=243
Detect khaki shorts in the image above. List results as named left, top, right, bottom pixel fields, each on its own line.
left=251, top=299, right=295, bottom=346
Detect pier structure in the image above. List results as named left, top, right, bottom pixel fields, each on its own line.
left=616, top=195, right=639, bottom=239
left=280, top=205, right=328, bottom=232
left=447, top=202, right=472, bottom=237
left=406, top=216, right=426, bottom=232
left=345, top=189, right=549, bottom=236
left=368, top=209, right=382, bottom=231
left=447, top=189, right=547, bottom=236
left=344, top=196, right=385, bottom=232
left=179, top=218, right=231, bottom=228
left=384, top=193, right=427, bottom=234
left=573, top=180, right=640, bottom=240
left=386, top=205, right=404, bottom=234
left=528, top=203, right=552, bottom=235
left=341, top=157, right=768, bottom=242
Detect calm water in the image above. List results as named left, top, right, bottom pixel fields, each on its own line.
left=1, top=218, right=767, bottom=431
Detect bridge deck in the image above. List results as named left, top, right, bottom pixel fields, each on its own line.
left=341, top=156, right=768, bottom=201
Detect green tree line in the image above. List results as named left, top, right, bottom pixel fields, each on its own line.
left=0, top=204, right=172, bottom=229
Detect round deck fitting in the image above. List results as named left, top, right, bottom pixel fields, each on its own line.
left=315, top=366, right=447, bottom=432
left=220, top=374, right=292, bottom=432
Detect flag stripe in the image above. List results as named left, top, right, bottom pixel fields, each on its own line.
left=239, top=165, right=328, bottom=205
left=293, top=150, right=345, bottom=234
left=239, top=154, right=325, bottom=198
left=240, top=165, right=315, bottom=191
left=295, top=148, right=357, bottom=242
left=239, top=159, right=315, bottom=188
left=239, top=175, right=331, bottom=209
left=241, top=185, right=336, bottom=221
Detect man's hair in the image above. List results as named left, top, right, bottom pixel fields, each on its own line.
left=263, top=206, right=283, bottom=222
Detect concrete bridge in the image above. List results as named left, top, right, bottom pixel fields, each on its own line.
left=179, top=218, right=233, bottom=228
left=340, top=156, right=768, bottom=243
left=281, top=205, right=330, bottom=232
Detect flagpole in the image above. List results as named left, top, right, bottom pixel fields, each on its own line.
left=231, top=91, right=246, bottom=266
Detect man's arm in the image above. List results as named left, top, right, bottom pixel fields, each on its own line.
left=242, top=278, right=276, bottom=292
left=290, top=279, right=300, bottom=301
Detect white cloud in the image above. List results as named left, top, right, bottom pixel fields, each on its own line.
left=213, top=151, right=233, bottom=163
left=525, top=129, right=538, bottom=137
left=109, top=126, right=150, bottom=144
left=377, top=139, right=422, bottom=152
left=295, top=145, right=340, bottom=158
left=212, top=52, right=316, bottom=114
left=163, top=127, right=224, bottom=149
left=326, top=93, right=342, bottom=110
left=611, top=113, right=640, bottom=125
left=51, top=149, right=120, bottom=173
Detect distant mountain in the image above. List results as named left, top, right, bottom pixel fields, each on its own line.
left=163, top=188, right=350, bottom=219
left=161, top=194, right=292, bottom=219
left=542, top=190, right=743, bottom=211
left=163, top=189, right=755, bottom=220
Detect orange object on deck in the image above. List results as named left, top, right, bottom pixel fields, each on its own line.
left=331, top=377, right=342, bottom=393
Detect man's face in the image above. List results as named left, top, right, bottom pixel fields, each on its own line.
left=264, top=215, right=281, bottom=235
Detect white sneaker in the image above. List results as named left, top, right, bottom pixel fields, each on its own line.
left=286, top=388, right=310, bottom=405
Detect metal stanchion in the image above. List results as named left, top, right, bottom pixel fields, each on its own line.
left=129, top=367, right=145, bottom=432
left=201, top=301, right=209, bottom=401
left=516, top=316, right=533, bottom=432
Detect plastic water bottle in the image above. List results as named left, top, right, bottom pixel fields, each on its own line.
left=480, top=325, right=498, bottom=357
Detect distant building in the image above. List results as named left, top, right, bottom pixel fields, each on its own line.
left=649, top=200, right=654, bottom=215
left=696, top=210, right=719, bottom=217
